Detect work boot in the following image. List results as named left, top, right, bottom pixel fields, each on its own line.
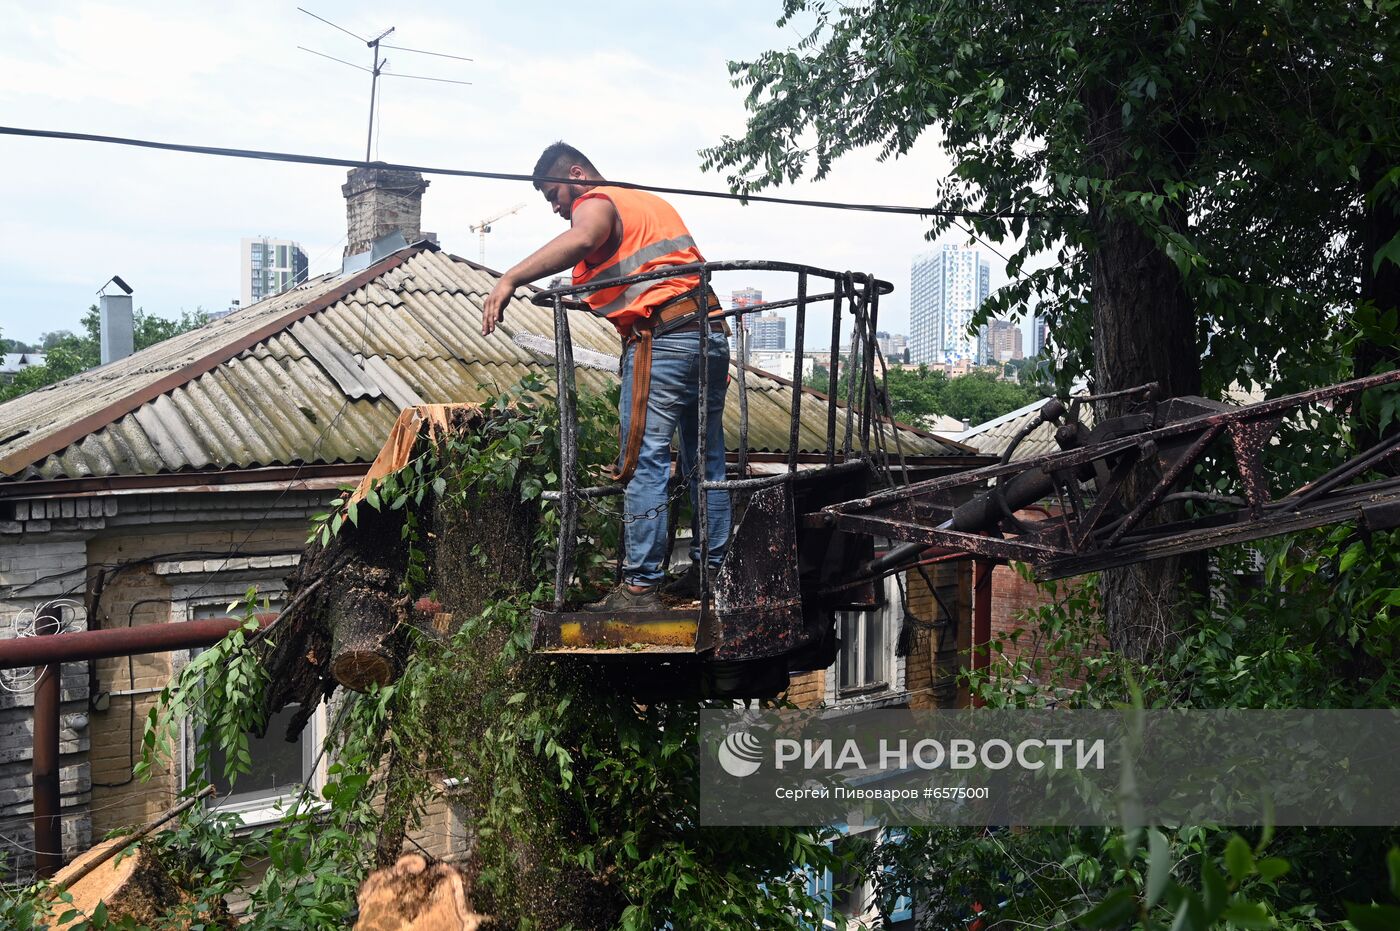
left=660, top=563, right=702, bottom=602
left=582, top=583, right=661, bottom=613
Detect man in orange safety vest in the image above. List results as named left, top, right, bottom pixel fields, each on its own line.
left=481, top=142, right=731, bottom=611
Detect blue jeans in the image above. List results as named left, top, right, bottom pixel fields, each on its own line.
left=618, top=331, right=732, bottom=586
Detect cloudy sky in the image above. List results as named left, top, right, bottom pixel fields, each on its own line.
left=0, top=1, right=1023, bottom=347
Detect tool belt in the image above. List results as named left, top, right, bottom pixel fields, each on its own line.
left=614, top=288, right=727, bottom=484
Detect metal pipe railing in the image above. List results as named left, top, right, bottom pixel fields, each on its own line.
left=0, top=615, right=277, bottom=669
left=552, top=291, right=580, bottom=612
left=529, top=260, right=893, bottom=607
left=825, top=275, right=847, bottom=467
left=696, top=266, right=713, bottom=604
left=33, top=621, right=60, bottom=877
left=787, top=271, right=808, bottom=474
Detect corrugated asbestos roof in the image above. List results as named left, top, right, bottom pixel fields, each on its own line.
left=0, top=245, right=967, bottom=485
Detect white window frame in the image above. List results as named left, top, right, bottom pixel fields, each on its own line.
left=806, top=826, right=915, bottom=929
left=168, top=572, right=328, bottom=828
left=827, top=574, right=905, bottom=705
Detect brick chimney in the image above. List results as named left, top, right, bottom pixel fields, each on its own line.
left=342, top=166, right=431, bottom=257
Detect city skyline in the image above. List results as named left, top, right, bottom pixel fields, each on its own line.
left=241, top=237, right=309, bottom=309
left=909, top=244, right=991, bottom=365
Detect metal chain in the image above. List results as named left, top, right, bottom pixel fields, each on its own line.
left=570, top=459, right=703, bottom=526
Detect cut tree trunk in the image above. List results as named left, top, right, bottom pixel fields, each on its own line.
left=43, top=838, right=230, bottom=930
left=259, top=405, right=505, bottom=733
left=258, top=403, right=542, bottom=730
left=354, top=854, right=490, bottom=931
left=326, top=544, right=411, bottom=691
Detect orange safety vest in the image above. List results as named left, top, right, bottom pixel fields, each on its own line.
left=571, top=186, right=706, bottom=334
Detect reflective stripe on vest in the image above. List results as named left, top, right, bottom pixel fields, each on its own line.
left=571, top=187, right=704, bottom=331
left=586, top=235, right=697, bottom=288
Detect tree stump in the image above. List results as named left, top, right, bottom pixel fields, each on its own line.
left=354, top=854, right=490, bottom=931
left=259, top=402, right=548, bottom=728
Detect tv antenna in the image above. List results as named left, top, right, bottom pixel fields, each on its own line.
left=297, top=8, right=473, bottom=163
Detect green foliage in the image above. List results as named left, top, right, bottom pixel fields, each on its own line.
left=2, top=377, right=853, bottom=929
left=811, top=363, right=1041, bottom=427
left=0, top=305, right=208, bottom=402
left=135, top=589, right=270, bottom=786
left=934, top=524, right=1400, bottom=928
left=1002, top=355, right=1056, bottom=392
left=308, top=373, right=623, bottom=601
left=937, top=370, right=1043, bottom=425
left=705, top=9, right=1400, bottom=924
left=430, top=594, right=846, bottom=930
left=0, top=335, right=39, bottom=353
left=703, top=1, right=1400, bottom=396
left=882, top=365, right=950, bottom=424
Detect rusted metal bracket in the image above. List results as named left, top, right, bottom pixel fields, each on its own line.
left=826, top=368, right=1400, bottom=581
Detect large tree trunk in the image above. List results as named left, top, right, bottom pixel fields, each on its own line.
left=251, top=405, right=626, bottom=927
left=259, top=405, right=532, bottom=733
left=1355, top=148, right=1400, bottom=459
left=1085, top=87, right=1206, bottom=661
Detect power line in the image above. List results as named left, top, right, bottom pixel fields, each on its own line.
left=0, top=125, right=1052, bottom=220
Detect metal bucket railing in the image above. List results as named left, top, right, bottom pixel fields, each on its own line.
left=530, top=261, right=894, bottom=610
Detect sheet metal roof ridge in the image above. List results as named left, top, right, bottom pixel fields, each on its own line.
left=955, top=396, right=1053, bottom=442
left=737, top=362, right=980, bottom=456
left=0, top=462, right=371, bottom=499
left=955, top=380, right=1090, bottom=441
left=0, top=244, right=431, bottom=479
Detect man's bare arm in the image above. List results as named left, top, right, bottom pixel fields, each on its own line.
left=480, top=198, right=616, bottom=336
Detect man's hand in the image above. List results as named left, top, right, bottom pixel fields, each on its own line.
left=481, top=276, right=516, bottom=336
left=477, top=194, right=618, bottom=336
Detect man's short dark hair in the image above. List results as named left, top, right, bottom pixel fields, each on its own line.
left=533, top=142, right=599, bottom=188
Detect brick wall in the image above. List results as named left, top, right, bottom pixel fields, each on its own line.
left=0, top=486, right=330, bottom=876
left=779, top=562, right=976, bottom=712
left=783, top=670, right=826, bottom=708
left=987, top=564, right=1045, bottom=669
left=0, top=535, right=92, bottom=876
left=903, top=561, right=971, bottom=709
left=342, top=167, right=430, bottom=256
left=984, top=566, right=1099, bottom=698
left=85, top=521, right=309, bottom=840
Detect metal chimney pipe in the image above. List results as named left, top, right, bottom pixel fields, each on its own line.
left=99, top=292, right=134, bottom=364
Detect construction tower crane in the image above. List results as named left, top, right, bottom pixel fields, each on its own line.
left=470, top=203, right=526, bottom=263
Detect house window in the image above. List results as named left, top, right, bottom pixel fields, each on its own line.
left=804, top=828, right=914, bottom=929
left=838, top=609, right=887, bottom=693
left=835, top=575, right=903, bottom=699
left=186, top=598, right=325, bottom=825
left=203, top=699, right=316, bottom=814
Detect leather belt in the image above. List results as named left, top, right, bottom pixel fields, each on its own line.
left=663, top=321, right=726, bottom=335
left=613, top=289, right=726, bottom=485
